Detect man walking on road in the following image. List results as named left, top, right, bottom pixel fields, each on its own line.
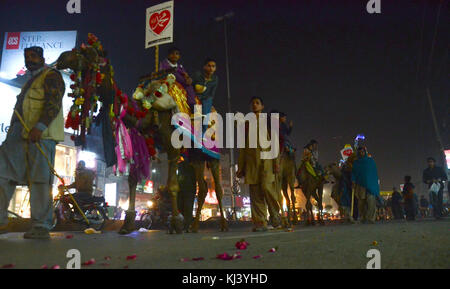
left=237, top=96, right=281, bottom=232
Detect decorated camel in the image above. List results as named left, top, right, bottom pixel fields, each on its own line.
left=57, top=33, right=227, bottom=234
left=297, top=160, right=328, bottom=225
left=325, top=152, right=358, bottom=223
left=326, top=162, right=344, bottom=214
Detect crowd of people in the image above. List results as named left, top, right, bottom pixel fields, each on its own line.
left=385, top=157, right=448, bottom=221
left=0, top=44, right=448, bottom=239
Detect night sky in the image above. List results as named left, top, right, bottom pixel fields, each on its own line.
left=0, top=0, right=448, bottom=192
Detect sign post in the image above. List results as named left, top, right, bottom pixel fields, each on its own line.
left=145, top=1, right=174, bottom=72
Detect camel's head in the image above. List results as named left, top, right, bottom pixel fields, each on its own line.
left=325, top=162, right=342, bottom=179
left=133, top=74, right=178, bottom=112
left=56, top=45, right=100, bottom=72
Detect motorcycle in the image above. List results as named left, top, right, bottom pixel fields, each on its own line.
left=139, top=197, right=171, bottom=230
left=52, top=186, right=109, bottom=231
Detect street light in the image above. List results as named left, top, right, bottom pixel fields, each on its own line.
left=215, top=11, right=236, bottom=220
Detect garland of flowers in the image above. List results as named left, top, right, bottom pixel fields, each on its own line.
left=65, top=33, right=158, bottom=158
left=65, top=33, right=107, bottom=140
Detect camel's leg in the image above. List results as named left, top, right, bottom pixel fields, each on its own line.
left=191, top=161, right=208, bottom=233
left=210, top=159, right=228, bottom=232
left=159, top=111, right=183, bottom=234
left=287, top=158, right=298, bottom=225
left=167, top=155, right=183, bottom=234
left=281, top=179, right=292, bottom=227
left=274, top=173, right=288, bottom=228
left=119, top=175, right=138, bottom=235
left=288, top=169, right=298, bottom=225
left=305, top=196, right=313, bottom=226
left=317, top=183, right=325, bottom=225
left=290, top=188, right=298, bottom=225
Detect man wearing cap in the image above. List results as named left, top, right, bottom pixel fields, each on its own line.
left=0, top=46, right=65, bottom=239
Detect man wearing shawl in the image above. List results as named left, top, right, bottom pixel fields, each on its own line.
left=351, top=146, right=380, bottom=224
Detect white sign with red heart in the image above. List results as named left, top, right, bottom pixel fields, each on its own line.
left=146, top=0, right=174, bottom=49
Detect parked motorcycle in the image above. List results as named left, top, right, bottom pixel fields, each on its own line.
left=52, top=187, right=108, bottom=231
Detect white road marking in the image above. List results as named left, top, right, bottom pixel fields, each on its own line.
left=201, top=228, right=315, bottom=240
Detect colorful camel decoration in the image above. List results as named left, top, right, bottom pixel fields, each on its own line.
left=57, top=33, right=228, bottom=234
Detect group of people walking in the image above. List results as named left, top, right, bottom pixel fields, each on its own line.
left=0, top=44, right=448, bottom=239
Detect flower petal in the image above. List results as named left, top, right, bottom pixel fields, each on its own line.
left=126, top=254, right=137, bottom=260
left=82, top=258, right=96, bottom=266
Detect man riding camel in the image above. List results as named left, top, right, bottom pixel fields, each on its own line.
left=299, top=139, right=324, bottom=184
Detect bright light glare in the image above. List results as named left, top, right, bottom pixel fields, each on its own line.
left=78, top=150, right=96, bottom=168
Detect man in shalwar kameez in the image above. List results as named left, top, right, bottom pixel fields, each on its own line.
left=0, top=47, right=65, bottom=239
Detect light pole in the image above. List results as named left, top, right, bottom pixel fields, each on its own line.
left=215, top=12, right=236, bottom=220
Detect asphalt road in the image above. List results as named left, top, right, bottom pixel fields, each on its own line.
left=0, top=218, right=449, bottom=269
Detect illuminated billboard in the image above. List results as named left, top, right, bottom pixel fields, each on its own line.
left=0, top=30, right=77, bottom=144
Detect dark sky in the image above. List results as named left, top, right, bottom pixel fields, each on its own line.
left=0, top=0, right=448, bottom=191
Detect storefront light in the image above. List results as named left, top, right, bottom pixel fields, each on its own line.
left=78, top=150, right=96, bottom=169
left=105, top=183, right=117, bottom=206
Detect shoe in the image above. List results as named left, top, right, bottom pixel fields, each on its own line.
left=272, top=224, right=283, bottom=230
left=23, top=227, right=50, bottom=239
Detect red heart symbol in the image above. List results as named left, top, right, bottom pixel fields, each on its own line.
left=149, top=10, right=171, bottom=35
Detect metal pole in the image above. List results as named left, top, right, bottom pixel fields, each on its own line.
left=216, top=12, right=236, bottom=220
left=223, top=18, right=236, bottom=220
left=426, top=88, right=447, bottom=171
left=155, top=45, right=159, bottom=72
